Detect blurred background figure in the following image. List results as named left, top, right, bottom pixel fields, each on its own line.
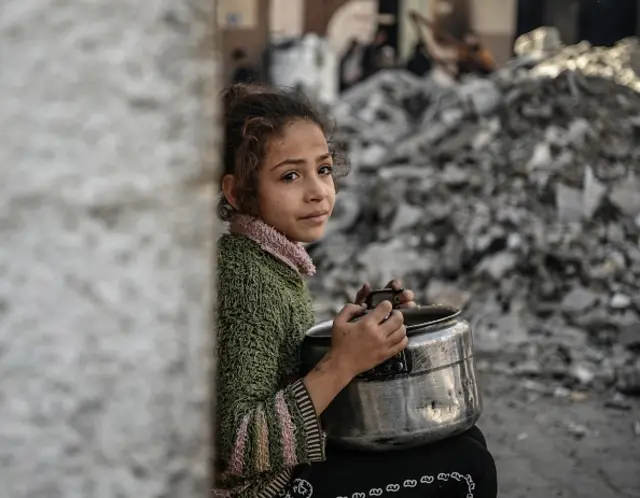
left=230, top=47, right=260, bottom=85
left=339, top=38, right=364, bottom=92
left=361, top=28, right=389, bottom=79
left=406, top=40, right=433, bottom=77
left=379, top=44, right=397, bottom=69
left=456, top=30, right=496, bottom=77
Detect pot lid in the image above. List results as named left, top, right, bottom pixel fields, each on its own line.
left=305, top=304, right=461, bottom=339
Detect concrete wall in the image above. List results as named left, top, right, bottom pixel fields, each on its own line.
left=470, top=0, right=517, bottom=64
left=399, top=0, right=431, bottom=59
left=305, top=0, right=353, bottom=36
left=0, top=0, right=218, bottom=496
left=219, top=0, right=270, bottom=79
left=270, top=0, right=304, bottom=40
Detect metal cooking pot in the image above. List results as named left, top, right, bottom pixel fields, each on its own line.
left=300, top=290, right=483, bottom=451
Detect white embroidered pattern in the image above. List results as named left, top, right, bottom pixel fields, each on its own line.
left=281, top=472, right=476, bottom=498
left=279, top=478, right=314, bottom=498
left=340, top=473, right=476, bottom=498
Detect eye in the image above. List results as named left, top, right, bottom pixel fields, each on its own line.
left=318, top=164, right=334, bottom=175
left=281, top=171, right=299, bottom=183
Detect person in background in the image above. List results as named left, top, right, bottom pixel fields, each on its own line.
left=361, top=28, right=389, bottom=79
left=456, top=31, right=496, bottom=77
left=339, top=39, right=363, bottom=92
left=379, top=45, right=397, bottom=69
left=231, top=48, right=259, bottom=85
left=406, top=41, right=433, bottom=77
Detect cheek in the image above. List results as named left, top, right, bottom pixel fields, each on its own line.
left=258, top=180, right=292, bottom=215
left=326, top=178, right=337, bottom=201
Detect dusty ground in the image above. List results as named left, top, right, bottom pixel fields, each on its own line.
left=478, top=372, right=640, bottom=498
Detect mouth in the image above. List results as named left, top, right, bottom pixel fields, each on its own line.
left=300, top=211, right=329, bottom=221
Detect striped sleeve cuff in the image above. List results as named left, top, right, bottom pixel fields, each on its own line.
left=290, top=379, right=326, bottom=462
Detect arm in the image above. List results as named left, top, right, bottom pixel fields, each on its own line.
left=216, top=305, right=330, bottom=481
left=407, top=11, right=458, bottom=75
left=303, top=351, right=353, bottom=415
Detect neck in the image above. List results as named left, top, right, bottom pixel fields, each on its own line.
left=229, top=214, right=316, bottom=277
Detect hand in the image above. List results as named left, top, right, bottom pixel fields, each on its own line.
left=354, top=280, right=418, bottom=309
left=330, top=301, right=408, bottom=378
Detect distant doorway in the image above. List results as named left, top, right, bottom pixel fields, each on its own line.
left=578, top=0, right=637, bottom=46
left=378, top=0, right=401, bottom=54
left=514, top=0, right=546, bottom=43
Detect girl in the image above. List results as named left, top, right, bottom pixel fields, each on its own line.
left=215, top=84, right=497, bottom=498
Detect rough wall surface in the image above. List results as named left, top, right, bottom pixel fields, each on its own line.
left=0, top=1, right=218, bottom=496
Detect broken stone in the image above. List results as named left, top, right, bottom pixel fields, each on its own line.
left=616, top=364, right=640, bottom=395
left=583, top=166, right=607, bottom=220
left=610, top=181, right=640, bottom=218
left=527, top=142, right=552, bottom=172
left=562, top=288, right=600, bottom=314
left=390, top=203, right=423, bottom=233
left=514, top=27, right=564, bottom=58
left=604, top=392, right=632, bottom=411
left=556, top=183, right=583, bottom=223
left=456, top=78, right=502, bottom=116
left=610, top=293, right=632, bottom=309
left=425, top=280, right=472, bottom=309
left=475, top=253, right=518, bottom=281
left=620, top=324, right=640, bottom=351
left=570, top=364, right=595, bottom=386
left=565, top=421, right=589, bottom=439
left=553, top=386, right=572, bottom=398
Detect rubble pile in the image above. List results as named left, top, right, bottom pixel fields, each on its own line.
left=309, top=34, right=640, bottom=397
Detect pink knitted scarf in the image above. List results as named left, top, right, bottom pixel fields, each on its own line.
left=229, top=214, right=316, bottom=276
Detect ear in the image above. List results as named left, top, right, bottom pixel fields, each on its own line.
left=221, top=174, right=240, bottom=211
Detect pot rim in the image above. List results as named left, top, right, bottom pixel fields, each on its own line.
left=305, top=304, right=462, bottom=339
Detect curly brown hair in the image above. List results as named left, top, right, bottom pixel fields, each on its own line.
left=219, top=84, right=350, bottom=221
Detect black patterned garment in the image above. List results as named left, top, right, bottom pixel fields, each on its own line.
left=278, top=427, right=497, bottom=498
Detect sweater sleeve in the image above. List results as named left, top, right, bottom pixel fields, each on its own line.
left=215, top=277, right=325, bottom=481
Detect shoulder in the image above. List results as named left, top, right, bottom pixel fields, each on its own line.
left=216, top=236, right=293, bottom=357
left=217, top=234, right=286, bottom=310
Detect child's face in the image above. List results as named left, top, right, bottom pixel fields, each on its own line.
left=257, top=120, right=336, bottom=243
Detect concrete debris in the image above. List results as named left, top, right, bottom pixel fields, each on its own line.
left=268, top=34, right=338, bottom=106
left=604, top=392, right=632, bottom=411
left=565, top=421, right=591, bottom=439
left=308, top=33, right=640, bottom=397
left=514, top=27, right=564, bottom=59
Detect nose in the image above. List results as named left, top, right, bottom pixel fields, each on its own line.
left=304, top=174, right=328, bottom=203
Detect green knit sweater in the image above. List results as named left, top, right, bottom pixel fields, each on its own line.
left=215, top=219, right=325, bottom=498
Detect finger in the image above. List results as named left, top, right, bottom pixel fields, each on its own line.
left=354, top=283, right=371, bottom=305
left=397, top=301, right=418, bottom=309
left=366, top=300, right=393, bottom=323
left=379, top=310, right=404, bottom=334
left=385, top=279, right=402, bottom=291
left=387, top=330, right=409, bottom=354
left=385, top=324, right=407, bottom=344
left=396, top=289, right=414, bottom=303
left=336, top=303, right=367, bottom=323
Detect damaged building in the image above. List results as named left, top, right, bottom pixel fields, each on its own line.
left=219, top=0, right=640, bottom=83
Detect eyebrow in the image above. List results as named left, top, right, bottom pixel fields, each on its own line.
left=271, top=153, right=331, bottom=171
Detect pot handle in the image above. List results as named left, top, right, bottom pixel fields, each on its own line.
left=359, top=287, right=411, bottom=381
left=365, top=288, right=404, bottom=310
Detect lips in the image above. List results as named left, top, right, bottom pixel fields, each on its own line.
left=300, top=211, right=328, bottom=220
